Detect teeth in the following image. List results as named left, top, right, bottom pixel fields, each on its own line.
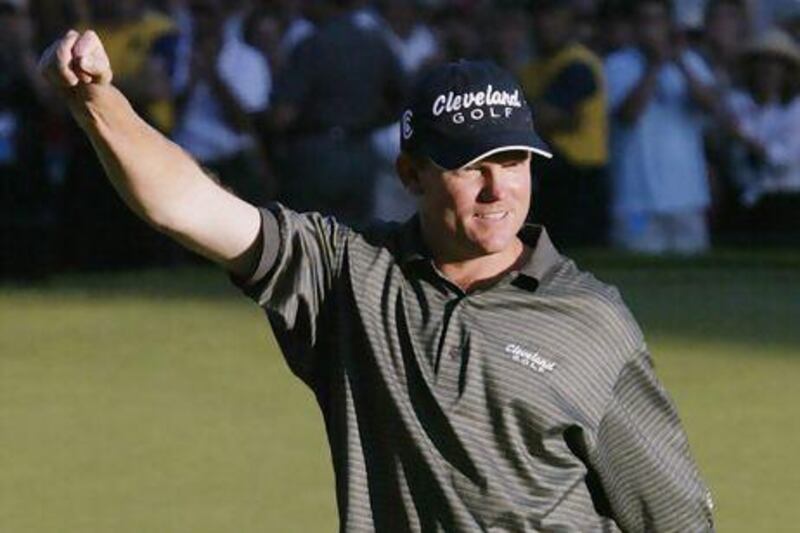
left=477, top=212, right=507, bottom=219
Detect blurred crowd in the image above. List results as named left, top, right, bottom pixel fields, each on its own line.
left=1, top=0, right=799, bottom=278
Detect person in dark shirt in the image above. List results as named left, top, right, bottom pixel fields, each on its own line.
left=268, top=0, right=406, bottom=227
left=0, top=0, right=56, bottom=278
left=519, top=0, right=609, bottom=247
left=58, top=0, right=183, bottom=269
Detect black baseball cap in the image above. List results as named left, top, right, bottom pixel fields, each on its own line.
left=400, top=60, right=552, bottom=170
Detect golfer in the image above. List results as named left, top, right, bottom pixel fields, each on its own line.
left=40, top=30, right=714, bottom=531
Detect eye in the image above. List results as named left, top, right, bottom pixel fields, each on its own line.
left=455, top=166, right=482, bottom=178
left=501, top=158, right=528, bottom=168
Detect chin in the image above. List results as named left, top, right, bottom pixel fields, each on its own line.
left=468, top=230, right=518, bottom=255
left=465, top=219, right=522, bottom=254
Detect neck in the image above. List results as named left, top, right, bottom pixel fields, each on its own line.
left=434, top=240, right=528, bottom=292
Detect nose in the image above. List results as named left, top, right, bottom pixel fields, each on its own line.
left=477, top=164, right=506, bottom=203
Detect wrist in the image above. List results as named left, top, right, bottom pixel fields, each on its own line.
left=67, top=83, right=121, bottom=130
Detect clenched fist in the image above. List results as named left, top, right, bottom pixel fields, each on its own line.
left=38, top=29, right=113, bottom=90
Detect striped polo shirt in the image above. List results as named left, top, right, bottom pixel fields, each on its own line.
left=235, top=203, right=714, bottom=532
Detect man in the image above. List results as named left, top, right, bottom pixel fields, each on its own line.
left=171, top=0, right=271, bottom=205
left=60, top=0, right=181, bottom=269
left=700, top=0, right=749, bottom=91
left=88, top=0, right=177, bottom=132
left=519, top=0, right=609, bottom=247
left=268, top=0, right=405, bottom=227
left=605, top=0, right=717, bottom=255
left=0, top=0, right=55, bottom=278
left=39, top=29, right=714, bottom=531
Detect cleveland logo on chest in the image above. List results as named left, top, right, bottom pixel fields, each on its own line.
left=503, top=343, right=557, bottom=374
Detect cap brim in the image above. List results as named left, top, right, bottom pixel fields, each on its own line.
left=425, top=130, right=552, bottom=170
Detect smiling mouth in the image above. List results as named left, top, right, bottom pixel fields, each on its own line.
left=475, top=211, right=509, bottom=220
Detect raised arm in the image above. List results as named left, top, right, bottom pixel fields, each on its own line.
left=613, top=60, right=661, bottom=125
left=38, top=30, right=262, bottom=277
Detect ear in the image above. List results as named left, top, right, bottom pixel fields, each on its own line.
left=396, top=153, right=424, bottom=196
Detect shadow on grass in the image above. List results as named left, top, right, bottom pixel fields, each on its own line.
left=0, top=265, right=238, bottom=301
left=2, top=249, right=799, bottom=351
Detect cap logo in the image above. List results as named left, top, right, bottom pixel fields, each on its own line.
left=400, top=60, right=551, bottom=166
left=402, top=110, right=413, bottom=140
left=432, top=84, right=522, bottom=125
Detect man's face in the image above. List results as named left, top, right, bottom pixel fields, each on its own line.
left=89, top=0, right=140, bottom=22
left=706, top=2, right=746, bottom=53
left=636, top=1, right=671, bottom=51
left=409, top=150, right=532, bottom=261
left=189, top=0, right=224, bottom=40
left=533, top=7, right=573, bottom=53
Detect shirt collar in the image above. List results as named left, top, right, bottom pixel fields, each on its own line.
left=515, top=224, right=561, bottom=283
left=397, top=215, right=429, bottom=265
left=397, top=216, right=561, bottom=288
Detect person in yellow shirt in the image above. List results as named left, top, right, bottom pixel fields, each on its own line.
left=58, top=0, right=181, bottom=269
left=520, top=0, right=609, bottom=247
left=87, top=0, right=177, bottom=132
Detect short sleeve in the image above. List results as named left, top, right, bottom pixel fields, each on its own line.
left=232, top=203, right=350, bottom=385
left=605, top=50, right=643, bottom=112
left=540, top=62, right=598, bottom=113
left=587, top=348, right=715, bottom=531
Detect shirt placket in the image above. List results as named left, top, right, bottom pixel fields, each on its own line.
left=434, top=294, right=469, bottom=407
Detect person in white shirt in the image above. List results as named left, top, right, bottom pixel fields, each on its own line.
left=605, top=0, right=718, bottom=255
left=723, top=28, right=800, bottom=241
left=172, top=0, right=271, bottom=204
left=371, top=0, right=440, bottom=223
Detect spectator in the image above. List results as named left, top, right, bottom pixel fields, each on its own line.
left=243, top=1, right=316, bottom=82
left=571, top=0, right=603, bottom=50
left=432, top=6, right=483, bottom=62
left=371, top=0, right=441, bottom=223
left=269, top=0, right=406, bottom=227
left=781, top=4, right=800, bottom=43
left=483, top=4, right=531, bottom=72
left=89, top=0, right=177, bottom=132
left=593, top=0, right=634, bottom=56
left=219, top=0, right=251, bottom=42
left=724, top=28, right=800, bottom=242
left=59, top=0, right=181, bottom=269
left=700, top=0, right=750, bottom=91
left=520, top=0, right=609, bottom=247
left=29, top=0, right=89, bottom=50
left=699, top=0, right=751, bottom=237
left=172, top=0, right=272, bottom=205
left=272, top=0, right=315, bottom=63
left=605, top=0, right=717, bottom=254
left=244, top=4, right=289, bottom=76
left=379, top=0, right=440, bottom=74
left=350, top=0, right=384, bottom=30
left=0, top=0, right=57, bottom=278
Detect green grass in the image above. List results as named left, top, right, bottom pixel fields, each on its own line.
left=1, top=251, right=798, bottom=532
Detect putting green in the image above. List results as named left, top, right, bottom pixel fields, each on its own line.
left=1, top=254, right=798, bottom=532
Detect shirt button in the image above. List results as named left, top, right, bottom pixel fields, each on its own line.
left=448, top=346, right=460, bottom=360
